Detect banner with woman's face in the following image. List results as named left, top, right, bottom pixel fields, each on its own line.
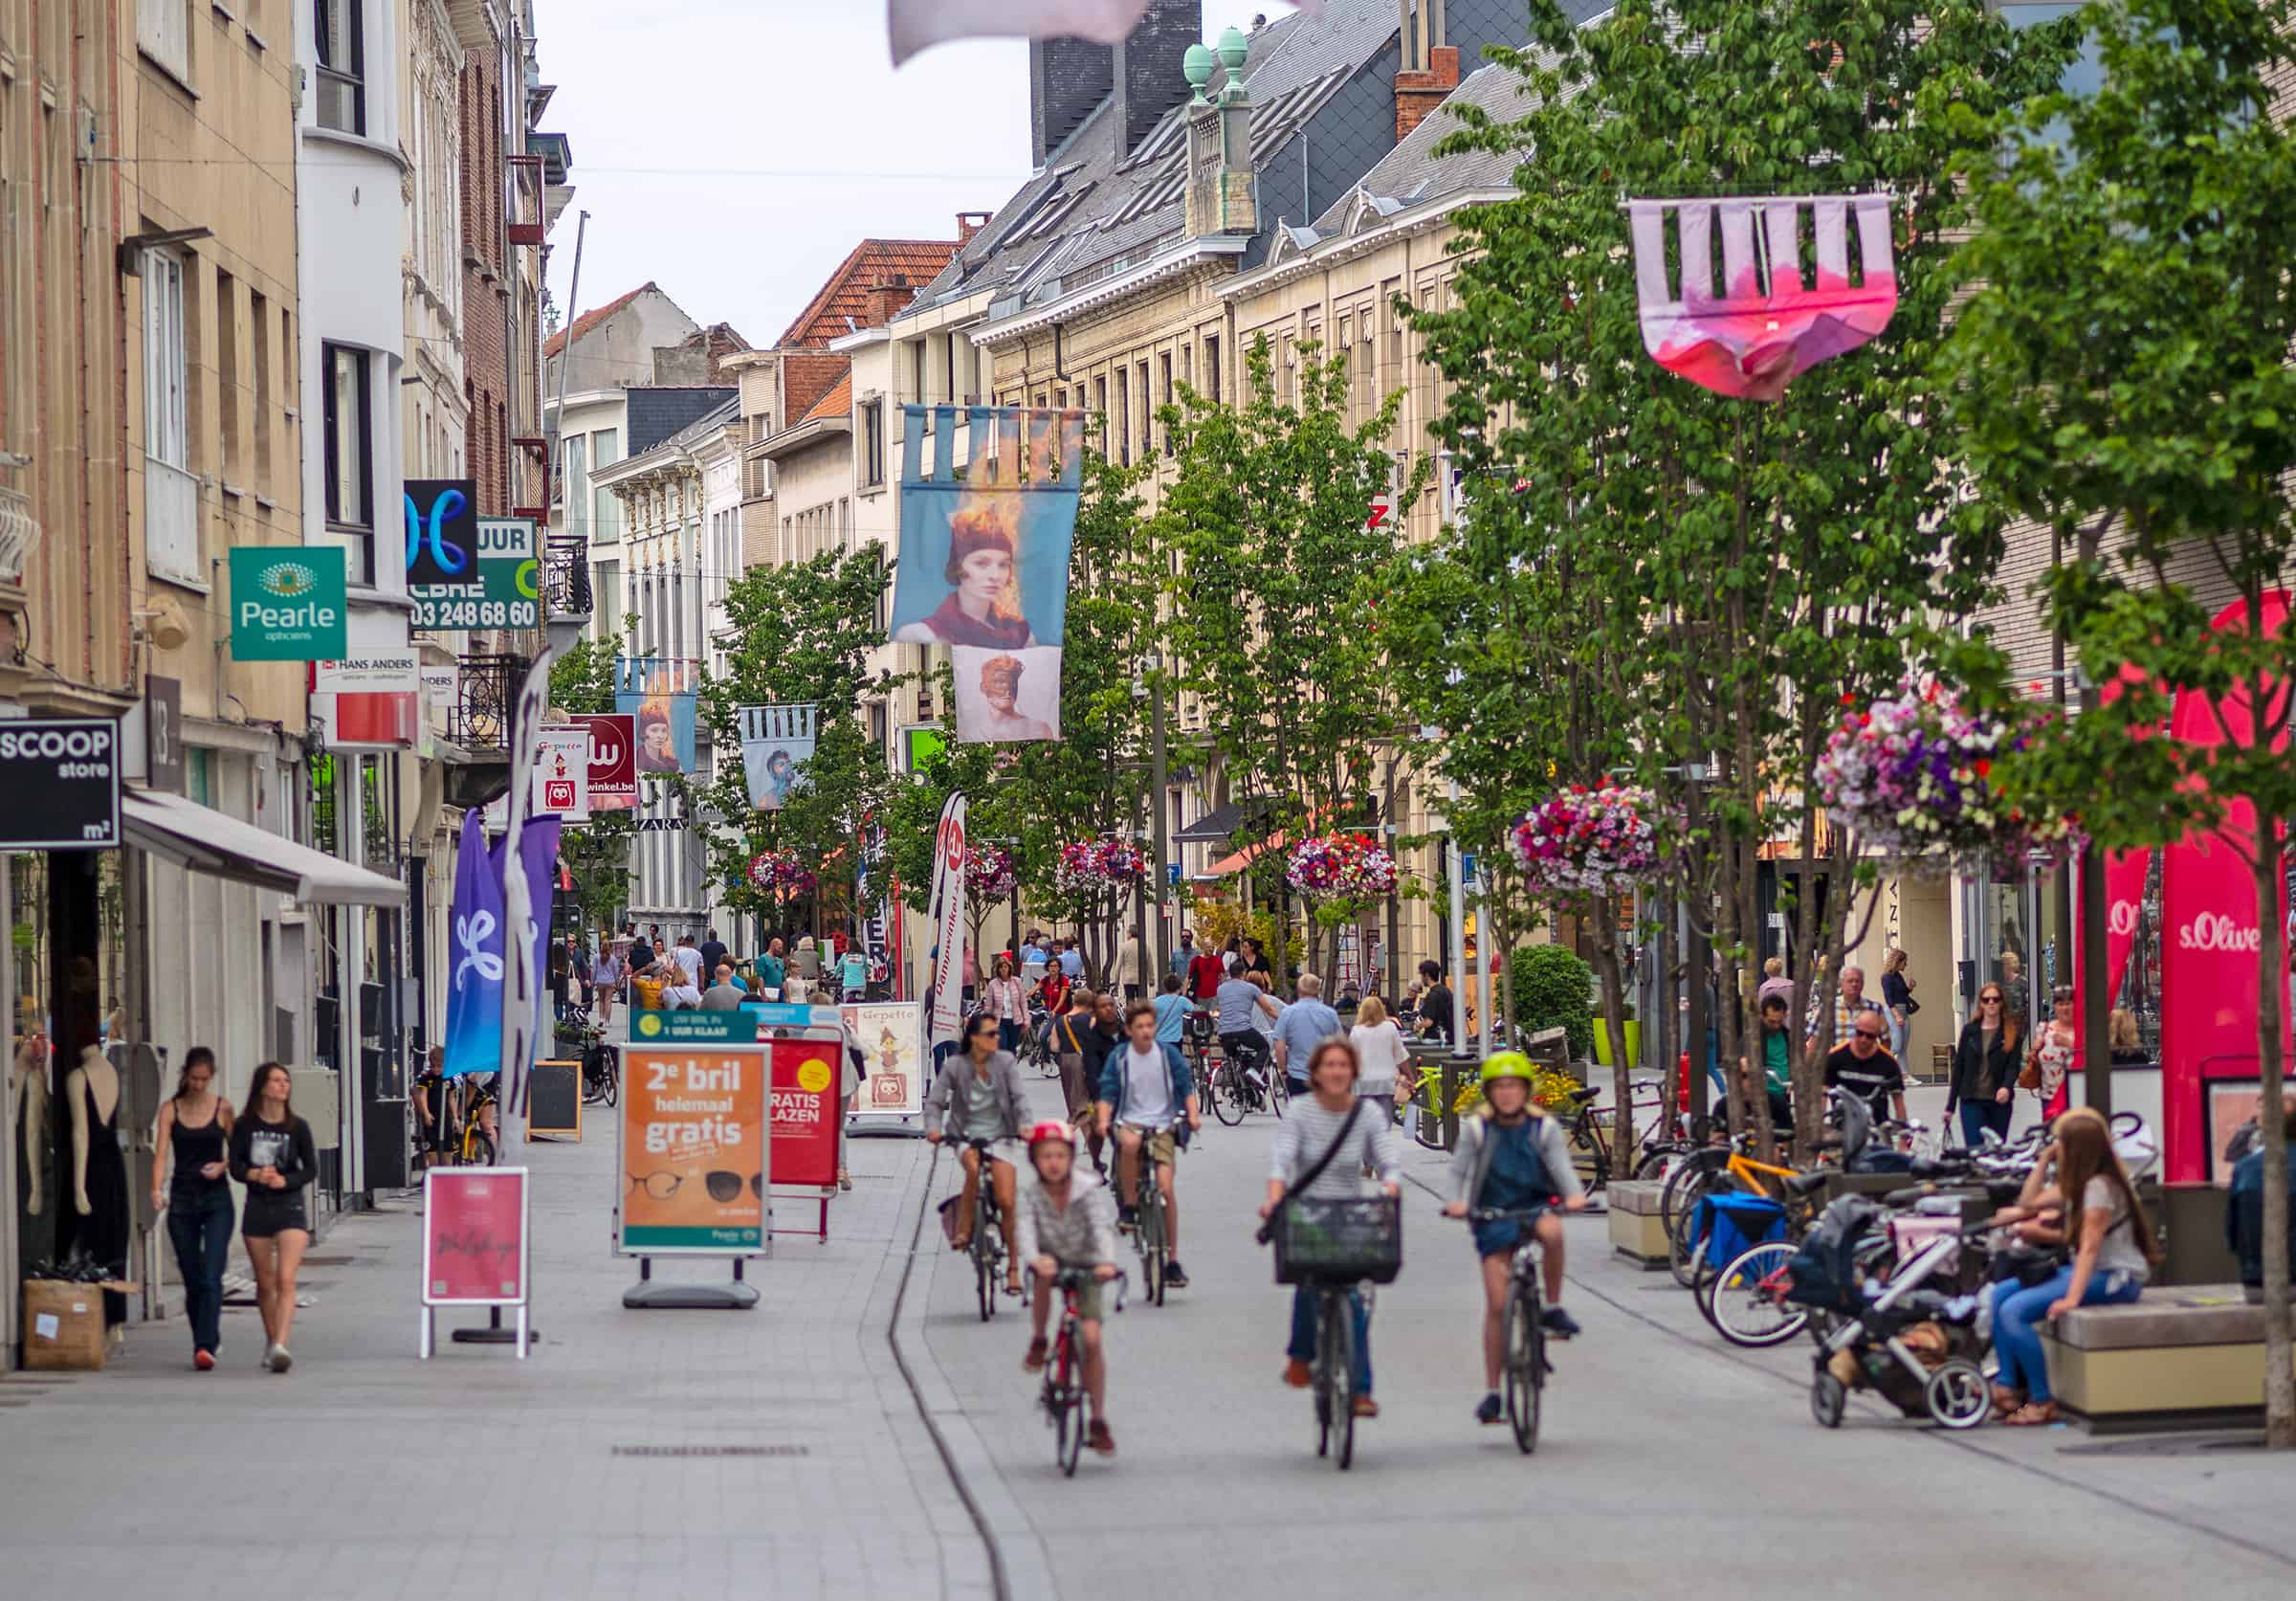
left=888, top=406, right=1081, bottom=743
left=614, top=656, right=699, bottom=775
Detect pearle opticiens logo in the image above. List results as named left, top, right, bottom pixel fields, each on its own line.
left=258, top=561, right=317, bottom=598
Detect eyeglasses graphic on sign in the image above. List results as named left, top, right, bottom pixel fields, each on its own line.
left=405, top=479, right=478, bottom=587
left=627, top=1171, right=763, bottom=1199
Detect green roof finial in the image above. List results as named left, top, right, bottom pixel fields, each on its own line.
left=1215, top=25, right=1248, bottom=87
left=1183, top=42, right=1216, bottom=104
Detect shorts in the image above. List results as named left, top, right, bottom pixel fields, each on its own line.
left=1117, top=1123, right=1178, bottom=1167
left=1472, top=1199, right=1554, bottom=1259
left=242, top=1191, right=311, bottom=1239
left=1037, top=1267, right=1106, bottom=1323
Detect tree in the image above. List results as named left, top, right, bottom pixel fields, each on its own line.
left=549, top=632, right=636, bottom=935
left=1402, top=0, right=2065, bottom=1155
left=1157, top=339, right=1424, bottom=981
left=1939, top=0, right=2296, bottom=1446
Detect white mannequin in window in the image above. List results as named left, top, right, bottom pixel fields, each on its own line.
left=11, top=1036, right=47, bottom=1217
left=63, top=1044, right=120, bottom=1219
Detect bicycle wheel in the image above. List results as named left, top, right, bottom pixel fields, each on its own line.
left=463, top=1127, right=496, bottom=1168
left=1325, top=1295, right=1358, bottom=1471
left=1632, top=1143, right=1678, bottom=1183
left=1703, top=1240, right=1808, bottom=1347
left=1139, top=1190, right=1166, bottom=1306
left=1667, top=1202, right=1711, bottom=1291
left=1051, top=1334, right=1084, bottom=1477
left=1212, top=1063, right=1247, bottom=1126
left=1503, top=1286, right=1541, bottom=1455
left=973, top=1231, right=997, bottom=1323
left=1267, top=1067, right=1290, bottom=1118
left=1659, top=1147, right=1726, bottom=1242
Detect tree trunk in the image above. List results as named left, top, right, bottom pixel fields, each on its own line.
left=2254, top=813, right=2293, bottom=1448
left=1591, top=896, right=1635, bottom=1175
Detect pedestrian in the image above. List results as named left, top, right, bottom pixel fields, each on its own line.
left=1263, top=1036, right=1401, bottom=1417
left=671, top=932, right=705, bottom=990
left=1242, top=938, right=1273, bottom=990
left=2026, top=985, right=2078, bottom=1121
left=1738, top=993, right=1794, bottom=1130
left=757, top=936, right=787, bottom=1000
left=1414, top=960, right=1456, bottom=1045
left=572, top=935, right=592, bottom=1014
left=1271, top=973, right=1341, bottom=1097
left=1880, top=947, right=1917, bottom=1060
left=1052, top=990, right=1098, bottom=1133
left=1186, top=935, right=1226, bottom=1004
left=840, top=940, right=870, bottom=1003
left=1806, top=964, right=1869, bottom=1057
left=961, top=942, right=980, bottom=1005
left=1756, top=955, right=1795, bottom=1007
left=700, top=965, right=746, bottom=1012
left=2108, top=1008, right=2150, bottom=1064
left=229, top=1061, right=316, bottom=1374
left=659, top=954, right=702, bottom=1011
left=1172, top=928, right=1197, bottom=981
left=699, top=926, right=728, bottom=981
left=1117, top=930, right=1146, bottom=1002
left=149, top=1046, right=234, bottom=1370
left=985, top=955, right=1028, bottom=1053
left=1821, top=1005, right=1908, bottom=1124
left=548, top=934, right=573, bottom=1022
left=1059, top=937, right=1085, bottom=982
left=2226, top=1095, right=2296, bottom=1303
left=591, top=940, right=623, bottom=1031
left=1150, top=973, right=1191, bottom=1081
left=629, top=925, right=655, bottom=974
left=1950, top=982, right=2020, bottom=1147
left=1348, top=995, right=1411, bottom=1126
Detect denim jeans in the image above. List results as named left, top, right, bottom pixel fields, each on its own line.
left=1289, top=1281, right=1374, bottom=1395
left=1958, top=1096, right=2013, bottom=1149
left=166, top=1185, right=234, bottom=1353
left=1991, top=1263, right=2143, bottom=1403
left=999, top=1019, right=1021, bottom=1055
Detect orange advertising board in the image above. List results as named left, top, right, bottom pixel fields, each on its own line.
left=618, top=1043, right=769, bottom=1255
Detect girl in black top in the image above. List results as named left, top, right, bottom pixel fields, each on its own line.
left=149, top=1046, right=234, bottom=1368
left=229, top=1061, right=317, bottom=1373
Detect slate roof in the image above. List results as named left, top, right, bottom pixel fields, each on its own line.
left=1307, top=61, right=1531, bottom=235
left=777, top=239, right=967, bottom=348
left=626, top=389, right=737, bottom=458
left=543, top=280, right=656, bottom=359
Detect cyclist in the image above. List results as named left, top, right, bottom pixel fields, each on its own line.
left=924, top=1012, right=1029, bottom=1297
left=1264, top=1036, right=1401, bottom=1417
left=1216, top=955, right=1281, bottom=1089
left=1017, top=1119, right=1121, bottom=1456
left=1441, top=1051, right=1588, bottom=1426
left=1096, top=1000, right=1201, bottom=1287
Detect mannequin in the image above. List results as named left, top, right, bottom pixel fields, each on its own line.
left=61, top=1044, right=129, bottom=1327
left=11, top=1036, right=47, bottom=1218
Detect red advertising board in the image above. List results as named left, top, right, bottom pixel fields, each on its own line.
left=422, top=1167, right=530, bottom=1305
left=769, top=1036, right=843, bottom=1190
left=576, top=711, right=637, bottom=812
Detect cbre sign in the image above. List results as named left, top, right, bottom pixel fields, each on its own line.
left=0, top=719, right=121, bottom=849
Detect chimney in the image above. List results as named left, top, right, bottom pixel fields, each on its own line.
left=957, top=211, right=990, bottom=246
left=1029, top=37, right=1112, bottom=167
left=1395, top=0, right=1458, bottom=142
left=1183, top=29, right=1256, bottom=239
left=864, top=275, right=915, bottom=330
left=1113, top=0, right=1203, bottom=157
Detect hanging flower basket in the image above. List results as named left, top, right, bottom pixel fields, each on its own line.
left=1285, top=832, right=1399, bottom=899
left=747, top=850, right=817, bottom=896
left=1054, top=839, right=1145, bottom=897
left=964, top=843, right=1017, bottom=901
left=1510, top=782, right=1668, bottom=898
left=1816, top=680, right=2076, bottom=871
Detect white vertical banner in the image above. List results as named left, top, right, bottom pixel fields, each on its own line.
left=927, top=792, right=967, bottom=1050
left=499, top=650, right=555, bottom=1121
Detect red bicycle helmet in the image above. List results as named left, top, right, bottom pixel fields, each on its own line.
left=1026, top=1119, right=1074, bottom=1151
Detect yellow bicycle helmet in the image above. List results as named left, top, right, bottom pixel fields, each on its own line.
left=1479, top=1050, right=1537, bottom=1085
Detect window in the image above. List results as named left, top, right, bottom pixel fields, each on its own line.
left=251, top=290, right=274, bottom=485
left=315, top=0, right=364, bottom=135
left=911, top=341, right=928, bottom=404
left=562, top=432, right=587, bottom=538
left=320, top=342, right=373, bottom=581
left=1115, top=369, right=1129, bottom=465
left=1137, top=361, right=1151, bottom=454
left=216, top=272, right=240, bottom=480
left=1204, top=335, right=1221, bottom=403
left=591, top=427, right=621, bottom=542
left=138, top=0, right=189, bottom=83
left=144, top=250, right=198, bottom=582
left=1093, top=376, right=1107, bottom=454
left=862, top=398, right=885, bottom=487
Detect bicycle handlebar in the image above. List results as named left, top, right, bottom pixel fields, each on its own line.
left=1465, top=1205, right=1557, bottom=1225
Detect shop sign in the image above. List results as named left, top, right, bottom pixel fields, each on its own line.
left=410, top=513, right=541, bottom=632
left=618, top=1043, right=769, bottom=1255
left=229, top=546, right=346, bottom=661
left=534, top=724, right=591, bottom=821
left=145, top=677, right=185, bottom=796
left=629, top=1009, right=758, bottom=1044
left=573, top=712, right=637, bottom=812
left=314, top=652, right=421, bottom=695
left=0, top=718, right=121, bottom=849
left=768, top=1036, right=843, bottom=1190
left=419, top=1166, right=531, bottom=1360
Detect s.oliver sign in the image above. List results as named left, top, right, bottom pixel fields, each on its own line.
left=0, top=719, right=121, bottom=849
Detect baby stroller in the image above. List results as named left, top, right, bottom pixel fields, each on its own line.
left=1784, top=1192, right=1993, bottom=1431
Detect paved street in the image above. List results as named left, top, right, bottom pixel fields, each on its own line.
left=3, top=1060, right=2293, bottom=1601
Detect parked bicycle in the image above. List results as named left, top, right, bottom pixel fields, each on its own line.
left=582, top=1041, right=620, bottom=1108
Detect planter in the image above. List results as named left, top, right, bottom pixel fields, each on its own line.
left=1592, top=1017, right=1640, bottom=1070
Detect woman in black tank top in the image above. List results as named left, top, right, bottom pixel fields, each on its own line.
left=150, top=1048, right=236, bottom=1368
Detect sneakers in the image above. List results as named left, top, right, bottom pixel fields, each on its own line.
left=1163, top=1259, right=1188, bottom=1289
left=1023, top=1337, right=1049, bottom=1373
left=1117, top=1204, right=1139, bottom=1232
left=1352, top=1395, right=1380, bottom=1419
left=261, top=1340, right=279, bottom=1369
left=269, top=1344, right=293, bottom=1374
left=1283, top=1358, right=1313, bottom=1389
left=1087, top=1418, right=1115, bottom=1456
left=192, top=1349, right=214, bottom=1372
left=1476, top=1391, right=1503, bottom=1426
left=1540, top=1305, right=1582, bottom=1340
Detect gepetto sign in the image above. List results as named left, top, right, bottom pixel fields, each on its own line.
left=0, top=719, right=121, bottom=849
left=230, top=546, right=347, bottom=661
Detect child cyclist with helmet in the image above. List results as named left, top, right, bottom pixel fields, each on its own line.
left=1017, top=1119, right=1124, bottom=1456
left=1442, top=1051, right=1589, bottom=1427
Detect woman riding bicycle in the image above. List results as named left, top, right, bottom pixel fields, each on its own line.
left=925, top=1012, right=1030, bottom=1297
left=1017, top=1119, right=1121, bottom=1456
left=1443, top=1052, right=1588, bottom=1427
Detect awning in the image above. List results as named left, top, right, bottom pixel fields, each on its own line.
left=1208, top=830, right=1289, bottom=878
left=121, top=789, right=408, bottom=907
left=1171, top=803, right=1247, bottom=846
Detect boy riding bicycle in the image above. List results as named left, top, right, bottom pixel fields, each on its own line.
left=1096, top=999, right=1202, bottom=1288
left=1442, top=1052, right=1589, bottom=1426
left=1018, top=1120, right=1122, bottom=1456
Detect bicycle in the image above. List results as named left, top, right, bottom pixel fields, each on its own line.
left=1021, top=1008, right=1060, bottom=1079
left=1039, top=1267, right=1128, bottom=1476
left=1305, top=1277, right=1369, bottom=1470
left=457, top=1081, right=499, bottom=1167
left=582, top=1041, right=620, bottom=1108
left=1665, top=1139, right=1830, bottom=1294
left=1120, top=1129, right=1180, bottom=1305
left=1557, top=1079, right=1674, bottom=1192
left=1209, top=1034, right=1285, bottom=1124
left=966, top=1138, right=1007, bottom=1323
left=1467, top=1207, right=1556, bottom=1454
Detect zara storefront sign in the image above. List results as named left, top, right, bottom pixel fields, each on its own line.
left=229, top=546, right=347, bottom=661
left=0, top=719, right=121, bottom=849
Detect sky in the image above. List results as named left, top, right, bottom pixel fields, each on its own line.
left=538, top=1, right=1304, bottom=347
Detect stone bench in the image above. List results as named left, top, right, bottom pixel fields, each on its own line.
left=1607, top=1179, right=1670, bottom=1268
left=2040, top=1282, right=2296, bottom=1434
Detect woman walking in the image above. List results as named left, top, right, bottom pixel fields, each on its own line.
left=1880, top=948, right=1917, bottom=1061
left=149, top=1047, right=234, bottom=1370
left=1951, top=984, right=2020, bottom=1147
left=985, top=955, right=1029, bottom=1055
left=1348, top=995, right=1412, bottom=1126
left=2028, top=985, right=2078, bottom=1122
left=229, top=1062, right=318, bottom=1373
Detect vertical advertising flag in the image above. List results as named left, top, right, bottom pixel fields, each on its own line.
left=889, top=407, right=1080, bottom=744
left=739, top=703, right=817, bottom=812
left=926, top=792, right=967, bottom=1049
left=442, top=810, right=505, bottom=1079
left=497, top=651, right=556, bottom=1117
left=615, top=657, right=700, bottom=775
left=618, top=1043, right=769, bottom=1254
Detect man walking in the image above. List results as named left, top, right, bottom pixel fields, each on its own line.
left=1807, top=965, right=1869, bottom=1057
left=698, top=926, right=728, bottom=982
left=672, top=932, right=705, bottom=990
left=1272, top=973, right=1341, bottom=1097
left=700, top=965, right=746, bottom=1012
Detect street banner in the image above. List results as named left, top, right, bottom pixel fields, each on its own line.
left=497, top=651, right=556, bottom=1118
left=616, top=656, right=699, bottom=776
left=618, top=1042, right=769, bottom=1256
left=739, top=703, right=817, bottom=811
left=229, top=545, right=346, bottom=660
left=441, top=810, right=505, bottom=1078
left=534, top=724, right=591, bottom=821
left=408, top=488, right=541, bottom=631
left=0, top=720, right=119, bottom=850
left=890, top=407, right=1079, bottom=744
left=843, top=1002, right=926, bottom=1121
left=768, top=1035, right=844, bottom=1190
left=572, top=711, right=637, bottom=812
left=419, top=1166, right=531, bottom=1360
left=926, top=792, right=967, bottom=1049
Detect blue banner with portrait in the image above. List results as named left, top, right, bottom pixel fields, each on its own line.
left=614, top=656, right=699, bottom=775
left=888, top=406, right=1082, bottom=744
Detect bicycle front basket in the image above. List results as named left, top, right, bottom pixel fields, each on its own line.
left=1272, top=1193, right=1402, bottom=1286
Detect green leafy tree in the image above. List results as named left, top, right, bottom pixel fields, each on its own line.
left=1938, top=0, right=2296, bottom=1445
left=548, top=631, right=636, bottom=934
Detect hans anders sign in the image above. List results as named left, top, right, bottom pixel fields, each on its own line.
left=230, top=546, right=347, bottom=660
